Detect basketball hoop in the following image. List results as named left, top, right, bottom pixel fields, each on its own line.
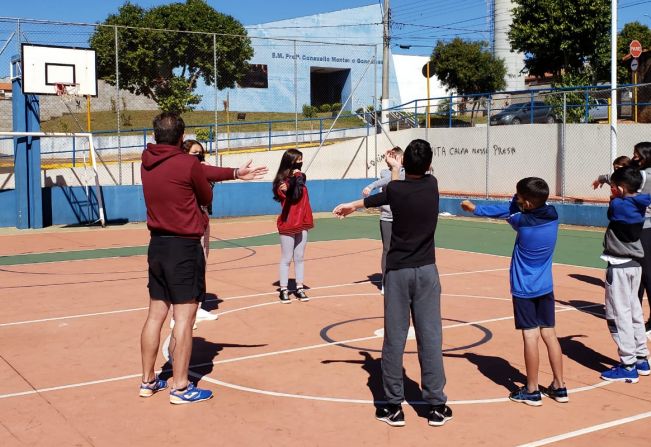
left=54, top=82, right=80, bottom=97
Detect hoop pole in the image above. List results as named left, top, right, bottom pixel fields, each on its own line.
left=86, top=95, right=91, bottom=132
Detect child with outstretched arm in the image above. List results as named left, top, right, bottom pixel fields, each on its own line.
left=461, top=178, right=567, bottom=406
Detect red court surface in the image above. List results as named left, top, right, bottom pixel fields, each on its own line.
left=0, top=220, right=650, bottom=446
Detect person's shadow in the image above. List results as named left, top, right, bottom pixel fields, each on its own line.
left=444, top=352, right=526, bottom=392
left=556, top=298, right=606, bottom=320
left=202, top=292, right=223, bottom=312
left=558, top=334, right=617, bottom=372
left=160, top=337, right=267, bottom=384
left=321, top=351, right=429, bottom=418
left=569, top=273, right=605, bottom=288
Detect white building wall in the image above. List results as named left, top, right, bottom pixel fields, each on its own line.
left=494, top=0, right=525, bottom=91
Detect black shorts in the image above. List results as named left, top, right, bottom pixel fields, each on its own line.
left=512, top=292, right=556, bottom=330
left=147, top=236, right=206, bottom=304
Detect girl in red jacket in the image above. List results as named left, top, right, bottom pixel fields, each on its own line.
left=273, top=149, right=314, bottom=303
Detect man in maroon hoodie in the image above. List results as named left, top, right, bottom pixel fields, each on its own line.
left=139, top=112, right=266, bottom=404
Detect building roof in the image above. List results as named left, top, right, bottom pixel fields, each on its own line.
left=0, top=82, right=11, bottom=91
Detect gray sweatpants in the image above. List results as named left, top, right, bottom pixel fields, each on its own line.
left=382, top=264, right=447, bottom=405
left=379, top=220, right=392, bottom=277
left=279, top=231, right=308, bottom=288
left=605, top=263, right=650, bottom=365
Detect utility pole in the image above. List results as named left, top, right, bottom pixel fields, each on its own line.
left=381, top=0, right=390, bottom=134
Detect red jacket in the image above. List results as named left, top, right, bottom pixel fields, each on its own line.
left=276, top=171, right=314, bottom=235
left=141, top=143, right=235, bottom=238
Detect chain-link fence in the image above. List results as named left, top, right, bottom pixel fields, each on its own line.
left=0, top=17, right=379, bottom=186
left=1, top=17, right=650, bottom=204
left=384, top=83, right=651, bottom=202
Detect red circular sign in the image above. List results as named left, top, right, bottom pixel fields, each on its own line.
left=630, top=40, right=643, bottom=58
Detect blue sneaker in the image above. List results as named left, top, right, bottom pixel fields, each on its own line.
left=636, top=359, right=650, bottom=376
left=509, top=386, right=542, bottom=406
left=169, top=383, right=213, bottom=405
left=541, top=383, right=569, bottom=403
left=600, top=364, right=639, bottom=383
left=139, top=376, right=168, bottom=397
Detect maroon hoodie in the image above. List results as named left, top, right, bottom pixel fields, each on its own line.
left=141, top=143, right=217, bottom=238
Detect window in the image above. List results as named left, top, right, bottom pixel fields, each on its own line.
left=238, top=64, right=268, bottom=89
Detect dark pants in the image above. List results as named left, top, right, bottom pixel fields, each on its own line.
left=379, top=220, right=392, bottom=278
left=638, top=228, right=651, bottom=321
left=382, top=264, right=447, bottom=405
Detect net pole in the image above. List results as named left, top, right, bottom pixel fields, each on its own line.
left=86, top=95, right=91, bottom=132
left=88, top=134, right=106, bottom=227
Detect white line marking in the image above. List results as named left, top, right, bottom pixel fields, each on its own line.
left=0, top=267, right=510, bottom=327
left=0, top=293, right=613, bottom=401
left=516, top=411, right=651, bottom=447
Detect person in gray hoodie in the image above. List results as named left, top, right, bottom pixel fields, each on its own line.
left=362, top=147, right=404, bottom=293
left=631, top=142, right=651, bottom=333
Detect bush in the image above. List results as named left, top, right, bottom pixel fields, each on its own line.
left=331, top=102, right=342, bottom=112
left=195, top=128, right=211, bottom=142
left=302, top=104, right=317, bottom=118
left=319, top=103, right=332, bottom=113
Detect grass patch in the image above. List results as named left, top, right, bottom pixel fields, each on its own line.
left=42, top=110, right=367, bottom=134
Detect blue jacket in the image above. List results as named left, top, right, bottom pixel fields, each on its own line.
left=474, top=197, right=559, bottom=298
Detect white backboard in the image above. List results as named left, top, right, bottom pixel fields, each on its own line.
left=21, top=44, right=98, bottom=96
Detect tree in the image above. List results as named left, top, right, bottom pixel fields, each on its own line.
left=509, top=0, right=610, bottom=82
left=430, top=38, right=506, bottom=123
left=618, top=22, right=651, bottom=84
left=89, top=0, right=253, bottom=114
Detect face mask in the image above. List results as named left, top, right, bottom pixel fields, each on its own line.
left=294, top=162, right=303, bottom=170
left=193, top=153, right=205, bottom=162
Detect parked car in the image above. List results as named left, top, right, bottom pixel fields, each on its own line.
left=490, top=101, right=557, bottom=125
left=586, top=98, right=609, bottom=122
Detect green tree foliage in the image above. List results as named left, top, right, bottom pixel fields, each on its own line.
left=89, top=0, right=253, bottom=114
left=431, top=38, right=506, bottom=122
left=431, top=38, right=506, bottom=95
left=509, top=0, right=610, bottom=81
left=544, top=72, right=593, bottom=123
left=618, top=22, right=651, bottom=84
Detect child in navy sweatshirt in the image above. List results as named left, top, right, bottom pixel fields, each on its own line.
left=599, top=166, right=651, bottom=383
left=461, top=177, right=567, bottom=406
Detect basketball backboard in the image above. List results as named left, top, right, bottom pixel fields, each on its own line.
left=21, top=43, right=98, bottom=97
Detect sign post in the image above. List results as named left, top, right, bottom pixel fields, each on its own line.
left=422, top=62, right=434, bottom=129
left=630, top=41, right=642, bottom=123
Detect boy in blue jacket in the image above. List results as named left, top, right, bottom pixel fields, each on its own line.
left=461, top=177, right=567, bottom=406
left=599, top=167, right=651, bottom=383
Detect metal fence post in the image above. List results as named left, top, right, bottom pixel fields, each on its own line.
left=486, top=95, right=491, bottom=199
left=268, top=122, right=272, bottom=151
left=114, top=25, right=122, bottom=185
left=584, top=88, right=590, bottom=123
left=294, top=39, right=298, bottom=149
left=561, top=92, right=567, bottom=201
left=414, top=99, right=418, bottom=128
left=529, top=91, right=535, bottom=123
left=72, top=137, right=76, bottom=167
left=319, top=118, right=323, bottom=144
left=213, top=34, right=219, bottom=165
left=448, top=95, right=452, bottom=128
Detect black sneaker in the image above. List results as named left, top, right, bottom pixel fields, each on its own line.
left=294, top=288, right=310, bottom=302
left=375, top=404, right=405, bottom=427
left=509, top=386, right=542, bottom=406
left=428, top=404, right=453, bottom=426
left=279, top=289, right=291, bottom=304
left=541, top=383, right=569, bottom=403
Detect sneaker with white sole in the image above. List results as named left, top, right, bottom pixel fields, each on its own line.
left=636, top=358, right=650, bottom=376
left=196, top=307, right=219, bottom=321
left=509, top=386, right=542, bottom=406
left=294, top=288, right=310, bottom=302
left=169, top=383, right=213, bottom=405
left=600, top=364, right=639, bottom=383
left=375, top=404, right=405, bottom=427
left=540, top=383, right=569, bottom=403
left=279, top=289, right=291, bottom=304
left=139, top=375, right=168, bottom=397
left=428, top=404, right=453, bottom=426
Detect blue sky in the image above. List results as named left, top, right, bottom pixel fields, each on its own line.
left=1, top=0, right=649, bottom=56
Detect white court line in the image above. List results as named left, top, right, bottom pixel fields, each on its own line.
left=0, top=296, right=608, bottom=401
left=516, top=411, right=651, bottom=447
left=0, top=267, right=509, bottom=327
